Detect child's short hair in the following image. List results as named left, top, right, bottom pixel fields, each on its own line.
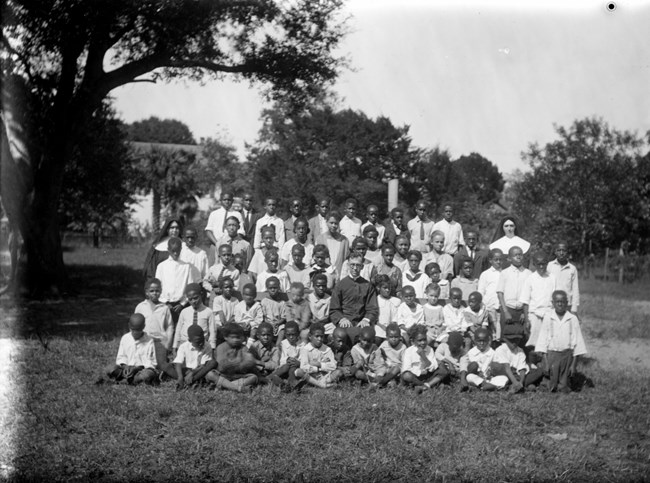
left=218, top=243, right=233, bottom=254
left=187, top=324, right=204, bottom=339
left=184, top=226, right=198, bottom=235
left=390, top=207, right=404, bottom=217
left=264, top=196, right=278, bottom=205
left=222, top=322, right=245, bottom=338
left=351, top=237, right=367, bottom=249
left=218, top=275, right=234, bottom=288
left=310, top=322, right=326, bottom=334
left=290, top=282, right=305, bottom=292
left=129, top=313, right=146, bottom=329
left=360, top=326, right=376, bottom=340
left=144, top=277, right=161, bottom=291
left=265, top=276, right=280, bottom=289
left=284, top=320, right=300, bottom=333
left=425, top=283, right=441, bottom=295
left=325, top=211, right=342, bottom=222
left=407, top=324, right=427, bottom=341
left=381, top=244, right=395, bottom=254
left=474, top=327, right=491, bottom=340
left=345, top=198, right=357, bottom=207
left=460, top=257, right=475, bottom=268
left=185, top=283, right=202, bottom=295
left=431, top=230, right=445, bottom=240
left=291, top=244, right=306, bottom=255
left=488, top=248, right=503, bottom=259
left=468, top=291, right=482, bottom=302
left=293, top=217, right=310, bottom=231
left=312, top=273, right=328, bottom=285
left=261, top=226, right=276, bottom=237
left=386, top=322, right=401, bottom=336
left=242, top=283, right=257, bottom=295
left=533, top=251, right=549, bottom=264
left=313, top=244, right=330, bottom=257
left=402, top=285, right=415, bottom=296
left=362, top=225, right=379, bottom=236
left=424, top=262, right=440, bottom=273
left=225, top=216, right=240, bottom=226
left=167, top=237, right=182, bottom=251
left=449, top=287, right=463, bottom=298
left=257, top=321, right=273, bottom=333
left=395, top=234, right=410, bottom=245
left=264, top=248, right=279, bottom=261
left=374, top=274, right=391, bottom=288
left=552, top=289, right=568, bottom=300
left=448, top=331, right=464, bottom=349
left=406, top=250, right=422, bottom=261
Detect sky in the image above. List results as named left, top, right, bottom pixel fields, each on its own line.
left=112, top=0, right=650, bottom=176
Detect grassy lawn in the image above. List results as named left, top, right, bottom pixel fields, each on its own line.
left=1, top=245, right=650, bottom=481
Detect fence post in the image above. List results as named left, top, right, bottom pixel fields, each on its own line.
left=603, top=248, right=609, bottom=281
left=618, top=255, right=625, bottom=284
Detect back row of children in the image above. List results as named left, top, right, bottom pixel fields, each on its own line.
left=114, top=197, right=586, bottom=394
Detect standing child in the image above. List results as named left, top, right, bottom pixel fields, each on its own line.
left=384, top=207, right=408, bottom=248
left=435, top=331, right=469, bottom=390
left=164, top=324, right=218, bottom=390
left=173, top=283, right=217, bottom=353
left=217, top=217, right=253, bottom=273
left=308, top=197, right=331, bottom=245
left=155, top=237, right=199, bottom=324
left=442, top=288, right=468, bottom=338
left=432, top=204, right=465, bottom=256
left=478, top=248, right=504, bottom=340
left=375, top=275, right=401, bottom=342
left=396, top=285, right=424, bottom=342
left=392, top=235, right=411, bottom=274
left=401, top=250, right=431, bottom=299
left=285, top=282, right=312, bottom=342
left=134, top=278, right=174, bottom=368
left=496, top=246, right=531, bottom=341
left=362, top=225, right=382, bottom=265
left=309, top=245, right=338, bottom=291
left=423, top=231, right=454, bottom=282
left=248, top=227, right=277, bottom=283
left=212, top=276, right=239, bottom=326
left=339, top=198, right=363, bottom=244
left=377, top=323, right=406, bottom=387
left=451, top=258, right=478, bottom=302
left=233, top=283, right=264, bottom=343
left=547, top=243, right=580, bottom=313
left=284, top=244, right=312, bottom=290
left=362, top=204, right=386, bottom=249
left=269, top=321, right=305, bottom=389
left=249, top=321, right=280, bottom=379
left=315, top=211, right=350, bottom=276
left=520, top=251, right=557, bottom=349
left=255, top=248, right=290, bottom=293
left=463, top=292, right=490, bottom=342
left=491, top=324, right=543, bottom=393
left=233, top=253, right=254, bottom=293
left=180, top=226, right=209, bottom=280
left=535, top=290, right=588, bottom=393
left=425, top=262, right=449, bottom=301
left=401, top=325, right=447, bottom=393
left=204, top=244, right=240, bottom=296
left=213, top=323, right=259, bottom=393
left=373, top=244, right=403, bottom=297
left=408, top=200, right=434, bottom=253
left=280, top=217, right=314, bottom=269
left=295, top=323, right=341, bottom=388
left=253, top=197, right=285, bottom=250
left=308, top=273, right=331, bottom=332
left=453, top=230, right=488, bottom=278
left=350, top=327, right=384, bottom=386
left=465, top=328, right=508, bottom=391
left=422, top=283, right=445, bottom=346
left=260, top=276, right=287, bottom=343
left=340, top=237, right=376, bottom=281
left=105, top=314, right=157, bottom=385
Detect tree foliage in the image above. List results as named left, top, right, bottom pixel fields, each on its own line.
left=125, top=116, right=196, bottom=145
left=1, top=0, right=347, bottom=295
left=510, top=117, right=650, bottom=255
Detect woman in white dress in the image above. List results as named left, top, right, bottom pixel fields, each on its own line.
left=490, top=216, right=530, bottom=264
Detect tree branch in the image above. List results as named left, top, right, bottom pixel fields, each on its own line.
left=165, top=58, right=259, bottom=74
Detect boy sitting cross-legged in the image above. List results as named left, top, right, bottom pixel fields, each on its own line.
left=213, top=323, right=259, bottom=393
left=163, top=324, right=218, bottom=391
left=104, top=314, right=158, bottom=385
left=295, top=322, right=341, bottom=389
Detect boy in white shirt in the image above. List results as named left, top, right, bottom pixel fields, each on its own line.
left=547, top=243, right=580, bottom=313
left=339, top=198, right=362, bottom=244
left=165, top=324, right=218, bottom=390
left=432, top=204, right=465, bottom=256
left=105, top=314, right=157, bottom=385
left=253, top=197, right=285, bottom=250
left=520, top=251, right=557, bottom=349
left=180, top=226, right=209, bottom=280
left=134, top=278, right=173, bottom=368
left=401, top=325, right=447, bottom=393
left=478, top=248, right=504, bottom=339
left=295, top=323, right=341, bottom=388
left=155, top=237, right=200, bottom=323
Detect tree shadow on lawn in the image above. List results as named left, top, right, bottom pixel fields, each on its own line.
left=1, top=263, right=143, bottom=340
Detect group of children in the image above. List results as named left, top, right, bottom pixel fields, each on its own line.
left=105, top=197, right=587, bottom=395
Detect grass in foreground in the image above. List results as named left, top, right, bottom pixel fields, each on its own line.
left=3, top=337, right=650, bottom=482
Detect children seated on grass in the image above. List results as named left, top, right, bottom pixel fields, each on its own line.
left=377, top=323, right=405, bottom=387
left=309, top=244, right=338, bottom=291
left=212, top=276, right=239, bottom=326
left=283, top=244, right=311, bottom=290
left=315, top=211, right=350, bottom=275
left=308, top=274, right=331, bottom=332
left=375, top=275, right=401, bottom=341
left=423, top=231, right=454, bottom=282
left=134, top=278, right=173, bottom=368
left=268, top=321, right=304, bottom=389
left=279, top=217, right=313, bottom=269
left=155, top=236, right=200, bottom=323
left=491, top=324, right=544, bottom=393
left=425, top=262, right=449, bottom=301
left=520, top=251, right=557, bottom=349
left=295, top=323, right=340, bottom=389
left=536, top=290, right=588, bottom=393
left=204, top=243, right=240, bottom=296
left=105, top=314, right=158, bottom=385
left=374, top=244, right=403, bottom=297
left=451, top=258, right=478, bottom=302
left=434, top=331, right=469, bottom=390
left=234, top=283, right=263, bottom=343
left=213, top=323, right=259, bottom=393
left=362, top=225, right=382, bottom=265
left=396, top=285, right=424, bottom=342
left=255, top=248, right=290, bottom=293
left=547, top=242, right=580, bottom=313
left=478, top=248, right=504, bottom=340
left=328, top=327, right=355, bottom=381
left=285, top=282, right=312, bottom=342
left=392, top=235, right=411, bottom=273
left=260, top=277, right=287, bottom=342
left=422, top=283, right=445, bottom=345
left=401, top=324, right=447, bottom=394
left=350, top=326, right=383, bottom=385
left=164, top=324, right=218, bottom=390
left=465, top=328, right=507, bottom=391
left=173, top=283, right=217, bottom=354
left=249, top=322, right=280, bottom=380
left=402, top=250, right=431, bottom=299
left=180, top=226, right=209, bottom=280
